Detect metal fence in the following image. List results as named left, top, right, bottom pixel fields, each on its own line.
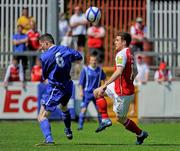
left=0, top=0, right=65, bottom=68
left=0, top=0, right=49, bottom=67
left=68, top=0, right=147, bottom=66
left=147, top=0, right=180, bottom=67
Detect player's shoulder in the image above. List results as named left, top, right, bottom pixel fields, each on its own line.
left=116, top=48, right=127, bottom=57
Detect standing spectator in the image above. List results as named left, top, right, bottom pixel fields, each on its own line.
left=3, top=57, right=24, bottom=88
left=17, top=7, right=35, bottom=34
left=70, top=6, right=87, bottom=52
left=77, top=55, right=106, bottom=130
left=31, top=57, right=42, bottom=82
left=154, top=62, right=172, bottom=83
left=134, top=54, right=149, bottom=85
left=27, top=20, right=41, bottom=67
left=87, top=22, right=105, bottom=64
left=130, top=17, right=146, bottom=54
left=59, top=13, right=69, bottom=44
left=13, top=24, right=28, bottom=71
left=27, top=20, right=40, bottom=51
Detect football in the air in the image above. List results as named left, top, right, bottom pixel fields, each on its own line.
left=85, top=6, right=101, bottom=23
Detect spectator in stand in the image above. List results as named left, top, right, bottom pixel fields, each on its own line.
left=130, top=17, right=146, bottom=54
left=59, top=12, right=69, bottom=44
left=17, top=7, right=35, bottom=34
left=87, top=22, right=105, bottom=64
left=27, top=20, right=41, bottom=67
left=27, top=20, right=40, bottom=51
left=154, top=62, right=172, bottom=83
left=31, top=57, right=42, bottom=82
left=70, top=6, right=87, bottom=52
left=70, top=6, right=87, bottom=79
left=3, top=57, right=24, bottom=88
left=134, top=54, right=149, bottom=86
left=13, top=24, right=28, bottom=71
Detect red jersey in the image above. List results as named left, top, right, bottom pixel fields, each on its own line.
left=31, top=65, right=42, bottom=82
left=131, top=23, right=145, bottom=45
left=87, top=26, right=104, bottom=48
left=4, top=64, right=24, bottom=82
left=114, top=48, right=134, bottom=96
left=9, top=65, right=20, bottom=81
left=27, top=30, right=40, bottom=50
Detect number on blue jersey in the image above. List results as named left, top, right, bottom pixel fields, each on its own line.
left=55, top=52, right=64, bottom=68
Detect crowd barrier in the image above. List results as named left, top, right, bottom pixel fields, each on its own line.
left=0, top=81, right=97, bottom=120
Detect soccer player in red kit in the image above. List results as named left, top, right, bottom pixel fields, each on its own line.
left=94, top=32, right=148, bottom=145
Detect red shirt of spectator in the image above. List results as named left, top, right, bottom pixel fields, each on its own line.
left=31, top=65, right=42, bottom=82
left=31, top=58, right=42, bottom=82
left=87, top=24, right=105, bottom=48
left=9, top=65, right=20, bottom=81
left=130, top=23, right=145, bottom=45
left=28, top=29, right=40, bottom=50
left=4, top=58, right=24, bottom=82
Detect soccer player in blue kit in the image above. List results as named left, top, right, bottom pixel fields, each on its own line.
left=77, top=55, right=107, bottom=130
left=37, top=33, right=82, bottom=145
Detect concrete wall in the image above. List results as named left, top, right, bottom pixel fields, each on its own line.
left=138, top=81, right=180, bottom=119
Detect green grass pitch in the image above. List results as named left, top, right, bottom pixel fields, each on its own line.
left=1, top=121, right=180, bottom=151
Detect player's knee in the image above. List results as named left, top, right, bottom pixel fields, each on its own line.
left=81, top=107, right=87, bottom=113
left=93, top=89, right=98, bottom=98
left=37, top=114, right=46, bottom=122
left=60, top=104, right=68, bottom=112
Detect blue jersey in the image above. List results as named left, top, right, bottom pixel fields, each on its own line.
left=13, top=33, right=28, bottom=52
left=40, top=45, right=82, bottom=87
left=79, top=65, right=106, bottom=98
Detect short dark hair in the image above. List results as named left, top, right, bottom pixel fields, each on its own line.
left=116, top=32, right=132, bottom=46
left=90, top=53, right=97, bottom=58
left=38, top=33, right=55, bottom=44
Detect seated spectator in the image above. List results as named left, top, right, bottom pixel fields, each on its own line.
left=31, top=57, right=42, bottom=82
left=13, top=24, right=28, bottom=71
left=3, top=57, right=24, bottom=88
left=17, top=7, right=35, bottom=34
left=154, top=62, right=172, bottom=83
left=87, top=22, right=105, bottom=64
left=134, top=54, right=149, bottom=85
left=130, top=17, right=146, bottom=54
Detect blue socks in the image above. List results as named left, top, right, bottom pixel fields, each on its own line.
left=40, top=119, right=53, bottom=142
left=78, top=112, right=85, bottom=129
left=62, top=110, right=71, bottom=128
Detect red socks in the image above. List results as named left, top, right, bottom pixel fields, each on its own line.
left=96, top=97, right=109, bottom=119
left=123, top=119, right=142, bottom=135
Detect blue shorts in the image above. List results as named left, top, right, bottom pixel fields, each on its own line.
left=41, top=81, right=73, bottom=112
left=80, top=95, right=96, bottom=109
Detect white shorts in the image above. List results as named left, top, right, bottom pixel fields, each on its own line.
left=105, top=83, right=134, bottom=117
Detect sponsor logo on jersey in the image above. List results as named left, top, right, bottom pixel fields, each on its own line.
left=116, top=56, right=123, bottom=64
